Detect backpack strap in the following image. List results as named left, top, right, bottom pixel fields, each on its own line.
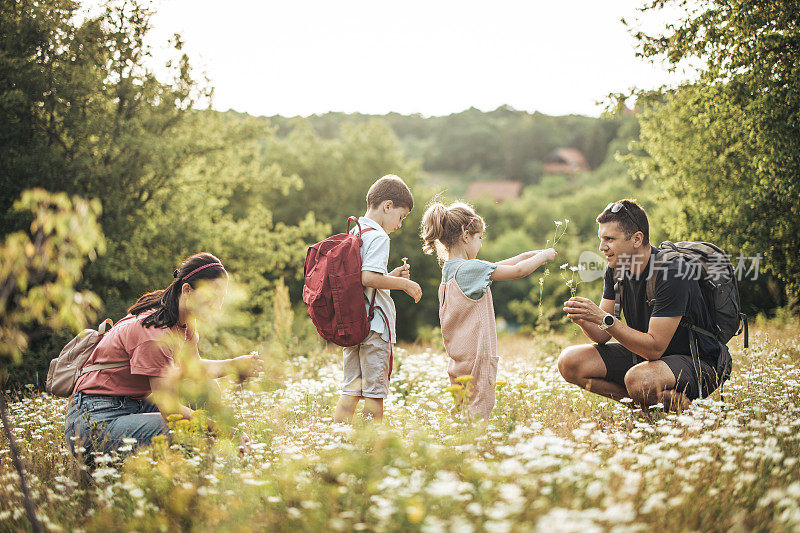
left=612, top=272, right=624, bottom=319
left=344, top=216, right=379, bottom=319
left=354, top=225, right=378, bottom=319
left=372, top=306, right=394, bottom=379
left=80, top=361, right=130, bottom=375
left=347, top=216, right=377, bottom=241
left=611, top=274, right=637, bottom=366
left=680, top=319, right=718, bottom=341
left=348, top=216, right=392, bottom=373
left=741, top=313, right=749, bottom=348
left=645, top=248, right=664, bottom=309
left=80, top=317, right=133, bottom=375
left=346, top=216, right=362, bottom=234
left=367, top=287, right=378, bottom=320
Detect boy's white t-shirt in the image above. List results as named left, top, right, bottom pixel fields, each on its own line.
left=353, top=216, right=396, bottom=344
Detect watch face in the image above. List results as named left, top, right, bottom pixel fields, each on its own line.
left=604, top=315, right=615, bottom=326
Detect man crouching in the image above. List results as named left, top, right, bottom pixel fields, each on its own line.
left=558, top=199, right=724, bottom=412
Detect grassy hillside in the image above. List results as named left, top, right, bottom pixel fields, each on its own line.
left=1, top=325, right=797, bottom=531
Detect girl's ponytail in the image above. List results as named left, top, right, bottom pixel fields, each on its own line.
left=420, top=202, right=448, bottom=256
left=420, top=201, right=485, bottom=261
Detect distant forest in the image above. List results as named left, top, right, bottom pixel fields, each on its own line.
left=266, top=106, right=628, bottom=186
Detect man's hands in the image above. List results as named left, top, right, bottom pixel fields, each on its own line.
left=563, top=297, right=607, bottom=325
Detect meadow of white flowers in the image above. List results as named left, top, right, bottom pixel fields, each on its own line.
left=1, top=328, right=799, bottom=532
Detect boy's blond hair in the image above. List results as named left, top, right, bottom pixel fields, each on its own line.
left=366, top=175, right=414, bottom=210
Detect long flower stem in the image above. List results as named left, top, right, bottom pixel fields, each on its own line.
left=538, top=219, right=570, bottom=325
left=537, top=278, right=545, bottom=319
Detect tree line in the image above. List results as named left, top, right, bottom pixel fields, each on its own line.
left=1, top=0, right=796, bottom=386
left=268, top=106, right=621, bottom=185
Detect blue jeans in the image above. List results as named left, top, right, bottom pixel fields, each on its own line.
left=64, top=392, right=169, bottom=458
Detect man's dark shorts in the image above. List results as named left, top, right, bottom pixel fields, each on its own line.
left=594, top=343, right=722, bottom=400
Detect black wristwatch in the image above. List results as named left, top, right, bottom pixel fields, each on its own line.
left=599, top=313, right=616, bottom=330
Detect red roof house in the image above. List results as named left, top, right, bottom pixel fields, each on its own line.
left=465, top=180, right=523, bottom=203
left=542, top=148, right=590, bottom=175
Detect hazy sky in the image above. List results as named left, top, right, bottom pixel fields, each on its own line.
left=143, top=0, right=689, bottom=118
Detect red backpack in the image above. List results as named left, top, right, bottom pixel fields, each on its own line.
left=303, top=217, right=379, bottom=347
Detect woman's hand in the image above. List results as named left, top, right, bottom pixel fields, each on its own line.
left=232, top=351, right=261, bottom=380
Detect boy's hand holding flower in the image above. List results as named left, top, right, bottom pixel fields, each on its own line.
left=389, top=257, right=411, bottom=279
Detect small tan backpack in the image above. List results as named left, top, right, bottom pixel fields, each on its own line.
left=45, top=319, right=130, bottom=397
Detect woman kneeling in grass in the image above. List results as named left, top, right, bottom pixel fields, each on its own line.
left=64, top=252, right=258, bottom=460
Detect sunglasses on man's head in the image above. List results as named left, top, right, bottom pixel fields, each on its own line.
left=604, top=202, right=645, bottom=236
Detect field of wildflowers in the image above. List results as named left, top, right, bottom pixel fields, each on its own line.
left=1, top=325, right=799, bottom=532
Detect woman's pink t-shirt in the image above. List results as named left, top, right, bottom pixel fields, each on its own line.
left=75, top=312, right=197, bottom=399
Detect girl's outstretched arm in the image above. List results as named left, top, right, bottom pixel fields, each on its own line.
left=491, top=248, right=557, bottom=281
left=496, top=250, right=542, bottom=266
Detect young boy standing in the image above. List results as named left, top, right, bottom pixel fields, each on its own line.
left=333, top=175, right=422, bottom=423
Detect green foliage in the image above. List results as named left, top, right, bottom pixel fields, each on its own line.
left=625, top=0, right=800, bottom=303
left=0, top=0, right=209, bottom=235
left=263, top=119, right=417, bottom=228
left=0, top=1, right=331, bottom=384
left=0, top=189, right=104, bottom=364
left=1, top=0, right=210, bottom=370
left=270, top=107, right=623, bottom=183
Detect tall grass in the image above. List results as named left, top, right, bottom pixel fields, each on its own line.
left=1, top=325, right=799, bottom=532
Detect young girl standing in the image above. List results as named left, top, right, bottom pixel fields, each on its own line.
left=420, top=202, right=556, bottom=418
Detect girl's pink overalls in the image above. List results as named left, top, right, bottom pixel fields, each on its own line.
left=438, top=263, right=499, bottom=418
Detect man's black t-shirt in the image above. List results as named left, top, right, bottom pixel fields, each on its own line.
left=601, top=246, right=721, bottom=367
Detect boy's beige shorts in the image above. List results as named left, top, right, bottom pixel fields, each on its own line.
left=341, top=331, right=391, bottom=399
